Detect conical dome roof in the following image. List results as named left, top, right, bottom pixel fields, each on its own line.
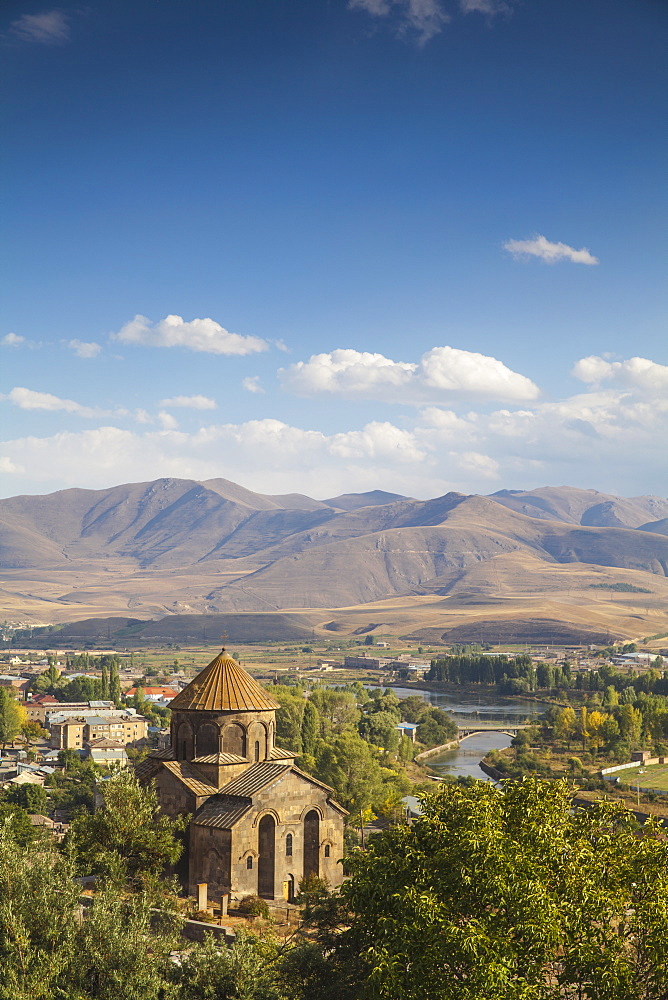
left=169, top=649, right=280, bottom=713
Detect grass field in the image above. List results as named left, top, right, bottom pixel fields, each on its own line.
left=622, top=762, right=668, bottom=792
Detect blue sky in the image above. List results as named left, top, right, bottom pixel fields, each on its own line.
left=1, top=0, right=666, bottom=500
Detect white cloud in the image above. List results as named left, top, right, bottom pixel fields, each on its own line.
left=349, top=0, right=450, bottom=45
left=67, top=339, right=102, bottom=359
left=3, top=387, right=106, bottom=419
left=281, top=345, right=539, bottom=403
left=157, top=411, right=179, bottom=430
left=1, top=333, right=25, bottom=348
left=572, top=355, right=668, bottom=394
left=1, top=356, right=666, bottom=500
left=10, top=10, right=70, bottom=44
left=114, top=314, right=268, bottom=355
left=504, top=234, right=599, bottom=265
left=242, top=376, right=265, bottom=394
left=454, top=451, right=500, bottom=479
left=329, top=422, right=425, bottom=463
left=159, top=394, right=217, bottom=410
left=0, top=456, right=23, bottom=474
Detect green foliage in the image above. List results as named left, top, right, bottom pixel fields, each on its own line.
left=309, top=689, right=360, bottom=735
left=416, top=706, right=457, bottom=747
left=4, top=782, right=47, bottom=815
left=177, top=929, right=284, bottom=1000
left=588, top=582, right=652, bottom=593
left=0, top=804, right=38, bottom=847
left=301, top=700, right=320, bottom=756
left=273, top=685, right=305, bottom=754
left=335, top=777, right=668, bottom=1000
left=397, top=695, right=428, bottom=723
left=358, top=710, right=400, bottom=752
left=429, top=652, right=535, bottom=688
left=236, top=895, right=270, bottom=918
left=67, top=770, right=183, bottom=887
left=313, top=731, right=406, bottom=813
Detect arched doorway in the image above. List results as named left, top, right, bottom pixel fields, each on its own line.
left=258, top=815, right=275, bottom=899
left=303, top=810, right=319, bottom=879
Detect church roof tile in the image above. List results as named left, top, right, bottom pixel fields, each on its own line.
left=162, top=760, right=218, bottom=797
left=168, top=649, right=280, bottom=713
left=218, top=762, right=292, bottom=797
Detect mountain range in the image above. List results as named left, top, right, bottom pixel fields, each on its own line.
left=1, top=478, right=668, bottom=643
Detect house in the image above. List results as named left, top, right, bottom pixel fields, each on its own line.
left=85, top=738, right=128, bottom=767
left=0, top=675, right=32, bottom=695
left=22, top=699, right=116, bottom=724
left=125, top=686, right=179, bottom=702
left=396, top=721, right=419, bottom=742
left=135, top=649, right=347, bottom=904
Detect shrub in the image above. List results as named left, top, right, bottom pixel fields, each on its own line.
left=237, top=894, right=270, bottom=919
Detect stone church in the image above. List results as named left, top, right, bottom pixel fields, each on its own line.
left=135, top=649, right=347, bottom=903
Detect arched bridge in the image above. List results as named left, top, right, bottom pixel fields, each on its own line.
left=457, top=723, right=534, bottom=739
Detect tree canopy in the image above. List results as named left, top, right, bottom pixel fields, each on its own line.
left=332, top=777, right=668, bottom=1000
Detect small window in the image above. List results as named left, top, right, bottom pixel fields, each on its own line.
left=246, top=856, right=253, bottom=870
left=324, top=845, right=330, bottom=858
left=254, top=740, right=260, bottom=762
left=286, top=833, right=293, bottom=857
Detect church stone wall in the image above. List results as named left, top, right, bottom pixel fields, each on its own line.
left=188, top=771, right=345, bottom=901
left=154, top=768, right=201, bottom=818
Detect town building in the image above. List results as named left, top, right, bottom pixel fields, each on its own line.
left=85, top=738, right=129, bottom=767
left=136, top=649, right=346, bottom=904
left=21, top=698, right=116, bottom=724
left=50, top=712, right=148, bottom=749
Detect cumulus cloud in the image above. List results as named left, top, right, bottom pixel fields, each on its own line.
left=242, top=376, right=265, bottom=394
left=114, top=314, right=268, bottom=355
left=1, top=378, right=667, bottom=500
left=2, top=387, right=106, bottom=418
left=0, top=456, right=23, bottom=474
left=1, top=333, right=25, bottom=348
left=504, top=234, right=599, bottom=265
left=67, top=339, right=102, bottom=359
left=159, top=394, right=216, bottom=410
left=349, top=0, right=450, bottom=45
left=572, top=355, right=668, bottom=393
left=10, top=9, right=70, bottom=44
left=281, top=345, right=539, bottom=403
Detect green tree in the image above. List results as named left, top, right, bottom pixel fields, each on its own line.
left=177, top=929, right=283, bottom=1000
left=358, top=710, right=400, bottom=752
left=314, top=731, right=390, bottom=813
left=334, top=778, right=668, bottom=1000
left=309, top=689, right=360, bottom=735
left=5, top=782, right=47, bottom=815
left=67, top=770, right=183, bottom=887
left=416, top=707, right=457, bottom=747
left=301, top=700, right=320, bottom=756
left=398, top=695, right=428, bottom=723
left=274, top=685, right=305, bottom=754
left=110, top=661, right=122, bottom=704
left=101, top=659, right=109, bottom=698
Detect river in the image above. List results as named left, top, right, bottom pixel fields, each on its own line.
left=388, top=685, right=544, bottom=782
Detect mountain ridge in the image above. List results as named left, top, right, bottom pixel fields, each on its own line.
left=1, top=478, right=667, bottom=629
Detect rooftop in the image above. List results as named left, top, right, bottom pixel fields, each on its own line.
left=169, top=648, right=280, bottom=713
